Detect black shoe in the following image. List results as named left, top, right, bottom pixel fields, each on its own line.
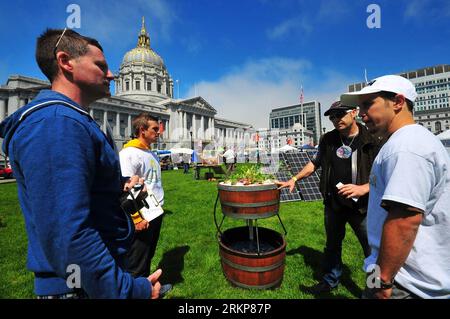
left=307, top=281, right=335, bottom=294
left=158, top=284, right=173, bottom=298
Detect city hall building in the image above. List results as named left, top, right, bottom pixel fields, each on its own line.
left=348, top=64, right=450, bottom=134
left=0, top=18, right=252, bottom=152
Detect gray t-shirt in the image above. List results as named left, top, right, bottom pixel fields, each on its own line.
left=364, top=124, right=450, bottom=298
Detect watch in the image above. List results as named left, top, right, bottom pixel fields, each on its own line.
left=376, top=277, right=394, bottom=289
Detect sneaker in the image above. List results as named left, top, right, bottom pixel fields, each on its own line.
left=158, top=284, right=173, bottom=299
left=308, top=281, right=335, bottom=294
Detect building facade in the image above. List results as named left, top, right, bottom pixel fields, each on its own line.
left=0, top=18, right=252, bottom=153
left=269, top=100, right=322, bottom=145
left=348, top=64, right=450, bottom=134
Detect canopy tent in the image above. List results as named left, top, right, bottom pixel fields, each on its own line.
left=437, top=130, right=450, bottom=141
left=169, top=147, right=194, bottom=155
left=278, top=145, right=298, bottom=153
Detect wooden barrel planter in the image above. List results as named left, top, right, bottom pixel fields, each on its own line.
left=218, top=226, right=286, bottom=289
left=217, top=183, right=280, bottom=219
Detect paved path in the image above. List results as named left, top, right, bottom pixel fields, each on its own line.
left=0, top=178, right=16, bottom=184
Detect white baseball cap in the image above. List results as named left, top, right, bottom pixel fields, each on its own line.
left=340, top=75, right=417, bottom=107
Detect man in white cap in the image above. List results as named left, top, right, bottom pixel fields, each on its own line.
left=341, top=75, right=450, bottom=299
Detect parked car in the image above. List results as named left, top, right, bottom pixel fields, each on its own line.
left=0, top=165, right=13, bottom=179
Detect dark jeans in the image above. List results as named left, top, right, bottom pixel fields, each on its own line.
left=183, top=163, right=190, bottom=174
left=322, top=205, right=370, bottom=287
left=126, top=214, right=163, bottom=278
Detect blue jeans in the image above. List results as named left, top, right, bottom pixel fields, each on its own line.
left=322, top=205, right=370, bottom=287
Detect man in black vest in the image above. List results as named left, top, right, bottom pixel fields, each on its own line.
left=278, top=101, right=381, bottom=294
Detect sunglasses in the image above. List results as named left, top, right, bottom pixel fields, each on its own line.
left=53, top=28, right=67, bottom=58
left=328, top=109, right=353, bottom=121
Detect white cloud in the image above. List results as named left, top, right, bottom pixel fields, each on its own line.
left=266, top=16, right=312, bottom=40
left=185, top=57, right=356, bottom=132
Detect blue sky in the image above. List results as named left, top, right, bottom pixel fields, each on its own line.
left=0, top=0, right=449, bottom=130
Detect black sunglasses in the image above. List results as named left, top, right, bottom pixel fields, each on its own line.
left=328, top=109, right=352, bottom=120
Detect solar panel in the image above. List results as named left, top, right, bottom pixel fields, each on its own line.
left=305, top=149, right=321, bottom=177
left=274, top=167, right=303, bottom=202
left=281, top=152, right=323, bottom=202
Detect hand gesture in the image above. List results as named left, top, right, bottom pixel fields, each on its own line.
left=147, top=269, right=162, bottom=299
left=276, top=179, right=297, bottom=193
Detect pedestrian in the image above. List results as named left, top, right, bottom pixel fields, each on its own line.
left=341, top=74, right=450, bottom=299
left=278, top=101, right=381, bottom=294
left=119, top=112, right=172, bottom=297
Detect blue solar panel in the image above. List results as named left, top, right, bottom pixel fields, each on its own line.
left=280, top=152, right=322, bottom=202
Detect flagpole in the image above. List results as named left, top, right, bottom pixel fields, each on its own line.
left=300, top=85, right=304, bottom=148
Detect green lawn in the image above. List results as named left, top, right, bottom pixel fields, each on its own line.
left=0, top=167, right=367, bottom=299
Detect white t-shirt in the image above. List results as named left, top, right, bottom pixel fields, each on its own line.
left=119, top=146, right=164, bottom=206
left=223, top=149, right=235, bottom=163
left=364, top=124, right=450, bottom=298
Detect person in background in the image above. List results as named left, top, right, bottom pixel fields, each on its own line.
left=119, top=112, right=172, bottom=297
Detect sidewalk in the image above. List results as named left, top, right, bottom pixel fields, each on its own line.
left=0, top=178, right=16, bottom=184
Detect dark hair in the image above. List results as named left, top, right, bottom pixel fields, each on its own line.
left=36, top=28, right=103, bottom=82
left=379, top=91, right=414, bottom=112
left=132, top=112, right=159, bottom=137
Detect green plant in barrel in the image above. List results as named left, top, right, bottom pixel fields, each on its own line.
left=223, top=164, right=275, bottom=186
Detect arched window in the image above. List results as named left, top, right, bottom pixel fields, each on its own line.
left=435, top=121, right=442, bottom=133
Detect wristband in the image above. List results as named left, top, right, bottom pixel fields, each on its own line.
left=291, top=176, right=298, bottom=182
left=376, top=277, right=394, bottom=289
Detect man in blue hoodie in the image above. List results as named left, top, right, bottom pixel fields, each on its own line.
left=0, top=28, right=162, bottom=299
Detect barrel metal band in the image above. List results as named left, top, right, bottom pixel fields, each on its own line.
left=220, top=256, right=285, bottom=272
left=220, top=200, right=279, bottom=208
left=222, top=210, right=278, bottom=219
left=226, top=277, right=283, bottom=290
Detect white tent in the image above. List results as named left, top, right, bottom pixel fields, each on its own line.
left=169, top=147, right=194, bottom=155
left=437, top=130, right=450, bottom=141
left=437, top=130, right=450, bottom=157
left=278, top=145, right=298, bottom=153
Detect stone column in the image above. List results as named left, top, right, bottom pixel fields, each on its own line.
left=152, top=78, right=157, bottom=92
left=8, top=95, right=20, bottom=115
left=115, top=112, right=121, bottom=137
left=183, top=112, right=188, bottom=139
left=162, top=80, right=167, bottom=96
left=192, top=113, right=196, bottom=139
left=127, top=114, right=132, bottom=138
left=200, top=115, right=204, bottom=139
left=19, top=99, right=27, bottom=107
left=0, top=99, right=6, bottom=121
left=103, top=110, right=108, bottom=132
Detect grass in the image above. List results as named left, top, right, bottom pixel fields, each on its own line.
left=0, top=166, right=367, bottom=299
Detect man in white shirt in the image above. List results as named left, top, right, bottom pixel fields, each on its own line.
left=341, top=75, right=450, bottom=299
left=222, top=147, right=236, bottom=175
left=119, top=112, right=172, bottom=297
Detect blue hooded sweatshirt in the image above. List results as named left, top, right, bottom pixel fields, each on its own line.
left=0, top=90, right=151, bottom=298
